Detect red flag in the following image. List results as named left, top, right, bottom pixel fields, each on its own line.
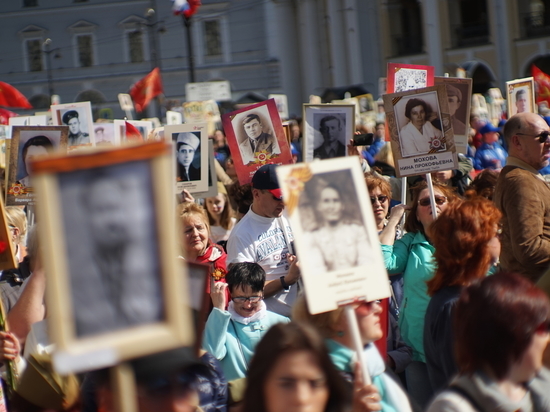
left=172, top=0, right=201, bottom=18
left=129, top=67, right=163, bottom=112
left=0, top=82, right=32, bottom=109
left=125, top=121, right=144, bottom=142
left=0, top=108, right=19, bottom=125
left=532, top=65, right=550, bottom=107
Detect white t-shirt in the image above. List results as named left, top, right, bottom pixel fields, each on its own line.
left=227, top=209, right=296, bottom=317
left=209, top=217, right=236, bottom=243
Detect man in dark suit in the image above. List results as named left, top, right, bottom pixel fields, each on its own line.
left=314, top=115, right=346, bottom=159
left=176, top=132, right=201, bottom=181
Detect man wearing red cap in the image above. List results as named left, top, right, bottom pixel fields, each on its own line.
left=226, top=164, right=300, bottom=317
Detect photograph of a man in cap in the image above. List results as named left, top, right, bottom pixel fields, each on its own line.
left=175, top=132, right=201, bottom=182
left=445, top=84, right=467, bottom=135
left=515, top=88, right=529, bottom=114
left=62, top=110, right=90, bottom=147
left=238, top=113, right=280, bottom=164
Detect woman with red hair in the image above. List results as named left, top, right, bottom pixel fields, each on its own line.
left=424, top=198, right=502, bottom=393
left=427, top=272, right=550, bottom=411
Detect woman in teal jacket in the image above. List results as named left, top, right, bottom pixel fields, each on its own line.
left=379, top=181, right=459, bottom=409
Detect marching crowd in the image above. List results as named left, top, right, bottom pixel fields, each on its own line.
left=1, top=109, right=550, bottom=412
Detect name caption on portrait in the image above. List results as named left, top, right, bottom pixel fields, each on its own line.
left=397, top=152, right=454, bottom=176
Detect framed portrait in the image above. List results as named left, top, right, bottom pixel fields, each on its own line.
left=9, top=115, right=49, bottom=126
left=93, top=123, right=116, bottom=147
left=192, top=140, right=219, bottom=199
left=222, top=99, right=292, bottom=185
left=434, top=77, right=473, bottom=154
left=276, top=158, right=390, bottom=314
left=506, top=77, right=536, bottom=116
left=164, top=123, right=209, bottom=194
left=7, top=126, right=69, bottom=206
left=268, top=94, right=289, bottom=120
left=113, top=119, right=153, bottom=145
left=186, top=261, right=210, bottom=353
left=383, top=85, right=458, bottom=177
left=31, top=142, right=193, bottom=373
left=302, top=104, right=355, bottom=163
left=387, top=63, right=435, bottom=93
left=51, top=101, right=95, bottom=149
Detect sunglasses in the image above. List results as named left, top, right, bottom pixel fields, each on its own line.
left=370, top=195, right=388, bottom=205
left=418, top=195, right=447, bottom=207
left=231, top=296, right=263, bottom=304
left=516, top=131, right=550, bottom=144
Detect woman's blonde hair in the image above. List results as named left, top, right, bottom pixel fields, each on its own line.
left=292, top=296, right=344, bottom=339
left=177, top=202, right=210, bottom=234
left=6, top=206, right=27, bottom=246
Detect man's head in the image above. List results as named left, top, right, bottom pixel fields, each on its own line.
left=251, top=164, right=284, bottom=218
left=515, top=89, right=528, bottom=114
left=319, top=116, right=342, bottom=145
left=479, top=122, right=500, bottom=145
left=504, top=112, right=550, bottom=170
left=22, top=135, right=54, bottom=175
left=447, top=84, right=462, bottom=117
left=226, top=262, right=266, bottom=318
left=63, top=110, right=81, bottom=135
left=243, top=114, right=263, bottom=140
left=176, top=132, right=200, bottom=168
left=82, top=175, right=131, bottom=249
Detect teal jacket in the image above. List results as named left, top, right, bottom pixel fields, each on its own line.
left=203, top=308, right=289, bottom=381
left=382, top=231, right=435, bottom=362
left=326, top=339, right=399, bottom=412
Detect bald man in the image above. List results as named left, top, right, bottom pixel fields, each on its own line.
left=494, top=112, right=550, bottom=281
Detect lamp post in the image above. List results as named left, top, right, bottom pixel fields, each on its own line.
left=42, top=38, right=55, bottom=102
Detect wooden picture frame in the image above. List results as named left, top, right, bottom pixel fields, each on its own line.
left=434, top=77, right=473, bottom=154
left=31, top=142, right=193, bottom=374
left=506, top=77, right=536, bottom=116
left=7, top=126, right=69, bottom=207
left=276, top=158, right=390, bottom=314
left=302, top=104, right=355, bottom=163
left=164, top=123, right=209, bottom=194
left=51, top=101, right=95, bottom=149
left=222, top=99, right=292, bottom=185
left=383, top=85, right=458, bottom=177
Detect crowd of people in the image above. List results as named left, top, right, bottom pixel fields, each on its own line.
left=0, top=108, right=550, bottom=412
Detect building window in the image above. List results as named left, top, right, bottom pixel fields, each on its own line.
left=23, top=0, right=38, bottom=7
left=26, top=39, right=43, bottom=71
left=128, top=31, right=144, bottom=63
left=387, top=0, right=424, bottom=56
left=77, top=34, right=94, bottom=67
left=204, top=20, right=222, bottom=56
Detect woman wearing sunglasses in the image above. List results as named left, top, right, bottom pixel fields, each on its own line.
left=203, top=262, right=290, bottom=381
left=379, top=180, right=458, bottom=408
left=427, top=272, right=550, bottom=412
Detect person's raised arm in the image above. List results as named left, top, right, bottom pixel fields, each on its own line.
left=379, top=204, right=409, bottom=246
left=263, top=254, right=300, bottom=297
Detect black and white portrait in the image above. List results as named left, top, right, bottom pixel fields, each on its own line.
left=16, top=132, right=57, bottom=188
left=313, top=113, right=347, bottom=160
left=395, top=92, right=444, bottom=158
left=231, top=105, right=280, bottom=165
left=173, top=131, right=201, bottom=182
left=507, top=78, right=535, bottom=117
left=58, top=161, right=163, bottom=337
left=51, top=101, right=95, bottom=147
left=94, top=123, right=115, bottom=147
left=298, top=170, right=370, bottom=273
left=394, top=68, right=429, bottom=92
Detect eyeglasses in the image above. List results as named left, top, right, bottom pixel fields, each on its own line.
left=231, top=295, right=263, bottom=304
left=418, top=195, right=447, bottom=207
left=516, top=131, right=550, bottom=144
left=370, top=195, right=388, bottom=205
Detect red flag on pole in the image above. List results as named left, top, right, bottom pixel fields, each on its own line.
left=0, top=82, right=32, bottom=109
left=172, top=0, right=201, bottom=18
left=129, top=67, right=163, bottom=113
left=125, top=121, right=144, bottom=142
left=532, top=65, right=550, bottom=108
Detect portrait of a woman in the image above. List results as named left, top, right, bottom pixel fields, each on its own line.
left=399, top=97, right=443, bottom=158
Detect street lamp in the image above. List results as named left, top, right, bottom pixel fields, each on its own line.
left=42, top=38, right=55, bottom=103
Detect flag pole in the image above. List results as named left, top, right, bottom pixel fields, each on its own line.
left=182, top=15, right=196, bottom=83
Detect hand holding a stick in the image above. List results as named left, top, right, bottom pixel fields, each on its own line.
left=352, top=361, right=382, bottom=412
